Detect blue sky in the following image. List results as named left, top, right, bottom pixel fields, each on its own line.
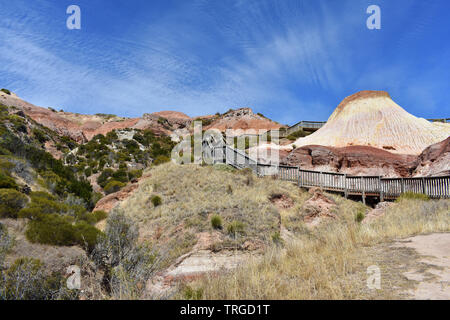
left=0, top=0, right=449, bottom=124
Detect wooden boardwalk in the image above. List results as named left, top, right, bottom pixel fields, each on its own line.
left=203, top=140, right=450, bottom=202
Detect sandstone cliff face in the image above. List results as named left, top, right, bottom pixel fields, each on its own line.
left=281, top=145, right=417, bottom=177
left=413, top=137, right=450, bottom=177
left=289, top=91, right=450, bottom=155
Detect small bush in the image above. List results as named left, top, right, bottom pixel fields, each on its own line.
left=32, top=129, right=48, bottom=143
left=153, top=155, right=170, bottom=166
left=396, top=192, right=430, bottom=202
left=0, top=189, right=28, bottom=218
left=26, top=214, right=76, bottom=245
left=227, top=220, right=245, bottom=236
left=25, top=213, right=100, bottom=249
left=286, top=129, right=310, bottom=141
left=1, top=89, right=11, bottom=95
left=97, top=168, right=114, bottom=188
left=150, top=195, right=162, bottom=207
left=355, top=210, right=365, bottom=223
left=92, top=209, right=158, bottom=299
left=104, top=180, right=126, bottom=195
left=92, top=210, right=108, bottom=222
left=112, top=169, right=129, bottom=183
left=128, top=169, right=143, bottom=181
left=271, top=231, right=283, bottom=245
left=0, top=171, right=18, bottom=189
left=0, top=223, right=14, bottom=265
left=182, top=285, right=204, bottom=300
left=210, top=214, right=222, bottom=229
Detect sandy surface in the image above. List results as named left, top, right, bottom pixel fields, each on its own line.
left=393, top=233, right=450, bottom=300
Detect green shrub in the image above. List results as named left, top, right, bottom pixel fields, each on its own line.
left=104, top=180, right=126, bottom=195
left=128, top=169, right=143, bottom=181
left=25, top=213, right=100, bottom=249
left=227, top=220, right=245, bottom=236
left=0, top=257, right=77, bottom=300
left=92, top=210, right=108, bottom=222
left=26, top=214, right=76, bottom=245
left=150, top=195, right=162, bottom=207
left=210, top=214, right=222, bottom=229
left=105, top=130, right=118, bottom=141
left=271, top=231, right=283, bottom=244
left=1, top=89, right=11, bottom=95
left=32, top=129, right=48, bottom=143
left=286, top=129, right=310, bottom=141
left=73, top=221, right=102, bottom=250
left=182, top=285, right=204, bottom=300
left=84, top=167, right=92, bottom=177
left=112, top=169, right=129, bottom=183
left=396, top=192, right=430, bottom=202
left=0, top=189, right=28, bottom=218
left=355, top=210, right=365, bottom=223
left=0, top=171, right=18, bottom=189
left=97, top=168, right=114, bottom=188
left=153, top=155, right=170, bottom=166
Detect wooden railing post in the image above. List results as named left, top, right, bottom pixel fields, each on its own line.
left=319, top=171, right=323, bottom=189
left=361, top=176, right=366, bottom=205
left=401, top=178, right=405, bottom=194
left=379, top=176, right=384, bottom=202
left=422, top=177, right=426, bottom=195
left=344, top=174, right=348, bottom=199
left=297, top=167, right=300, bottom=187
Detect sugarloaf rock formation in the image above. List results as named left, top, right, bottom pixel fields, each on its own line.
left=289, top=91, right=450, bottom=155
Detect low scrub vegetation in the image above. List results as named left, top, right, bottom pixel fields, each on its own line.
left=396, top=192, right=430, bottom=202
left=92, top=209, right=161, bottom=299
left=0, top=189, right=28, bottom=218
left=150, top=195, right=162, bottom=207
left=286, top=128, right=311, bottom=141
left=210, top=214, right=222, bottom=229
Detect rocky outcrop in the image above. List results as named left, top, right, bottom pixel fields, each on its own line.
left=205, top=108, right=284, bottom=134
left=413, top=137, right=450, bottom=177
left=93, top=182, right=140, bottom=212
left=288, top=90, right=450, bottom=155
left=301, top=188, right=338, bottom=228
left=282, top=145, right=417, bottom=177
left=363, top=202, right=395, bottom=224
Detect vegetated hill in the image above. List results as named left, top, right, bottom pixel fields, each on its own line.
left=0, top=90, right=192, bottom=143
left=288, top=91, right=450, bottom=155
left=0, top=100, right=177, bottom=300
left=0, top=102, right=93, bottom=204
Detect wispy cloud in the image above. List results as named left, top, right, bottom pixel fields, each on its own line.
left=0, top=0, right=449, bottom=122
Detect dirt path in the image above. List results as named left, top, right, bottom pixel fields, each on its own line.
left=393, top=233, right=450, bottom=300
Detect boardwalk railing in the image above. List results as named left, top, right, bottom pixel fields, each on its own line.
left=207, top=143, right=450, bottom=201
